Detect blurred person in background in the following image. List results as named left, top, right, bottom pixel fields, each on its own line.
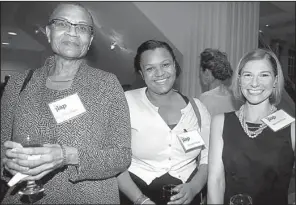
left=199, top=48, right=241, bottom=116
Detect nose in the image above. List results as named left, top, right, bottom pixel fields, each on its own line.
left=66, top=25, right=78, bottom=36
left=251, top=76, right=259, bottom=87
left=155, top=66, right=165, bottom=77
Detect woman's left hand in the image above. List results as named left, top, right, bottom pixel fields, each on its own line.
left=168, top=183, right=196, bottom=205
left=10, top=144, right=64, bottom=181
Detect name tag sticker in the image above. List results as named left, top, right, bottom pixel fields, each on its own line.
left=48, top=93, right=86, bottom=124
left=177, top=130, right=205, bottom=153
left=261, top=109, right=295, bottom=132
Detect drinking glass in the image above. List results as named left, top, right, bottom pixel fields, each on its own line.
left=13, top=134, right=44, bottom=196
left=229, top=194, right=252, bottom=205
left=162, top=184, right=178, bottom=204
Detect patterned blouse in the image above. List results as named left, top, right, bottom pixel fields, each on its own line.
left=1, top=57, right=132, bottom=204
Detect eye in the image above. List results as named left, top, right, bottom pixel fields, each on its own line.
left=77, top=25, right=89, bottom=33
left=162, top=63, right=171, bottom=68
left=145, top=66, right=155, bottom=72
left=242, top=73, right=252, bottom=78
left=260, top=73, right=271, bottom=77
left=55, top=20, right=68, bottom=29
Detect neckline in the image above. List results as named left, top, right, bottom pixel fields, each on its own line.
left=44, top=56, right=87, bottom=91
left=141, top=87, right=191, bottom=113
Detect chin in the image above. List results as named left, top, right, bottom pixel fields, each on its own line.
left=151, top=87, right=172, bottom=95
left=245, top=97, right=270, bottom=105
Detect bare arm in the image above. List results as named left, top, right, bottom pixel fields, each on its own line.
left=207, top=114, right=225, bottom=204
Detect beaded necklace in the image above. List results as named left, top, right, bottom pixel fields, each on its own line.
left=238, top=104, right=277, bottom=138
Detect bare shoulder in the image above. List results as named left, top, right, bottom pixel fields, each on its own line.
left=210, top=114, right=225, bottom=140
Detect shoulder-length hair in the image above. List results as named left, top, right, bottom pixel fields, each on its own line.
left=231, top=48, right=284, bottom=105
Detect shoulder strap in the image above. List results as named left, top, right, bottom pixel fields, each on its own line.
left=188, top=97, right=202, bottom=129
left=20, top=69, right=34, bottom=93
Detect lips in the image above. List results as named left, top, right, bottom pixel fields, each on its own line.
left=248, top=90, right=263, bottom=95
left=155, top=78, right=169, bottom=84
left=63, top=41, right=79, bottom=47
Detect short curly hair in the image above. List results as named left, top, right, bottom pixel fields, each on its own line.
left=200, top=48, right=232, bottom=81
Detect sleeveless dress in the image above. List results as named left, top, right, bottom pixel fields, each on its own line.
left=222, top=112, right=294, bottom=205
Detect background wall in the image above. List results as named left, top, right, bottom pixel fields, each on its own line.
left=135, top=2, right=260, bottom=97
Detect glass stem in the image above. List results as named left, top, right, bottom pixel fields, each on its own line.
left=27, top=180, right=36, bottom=188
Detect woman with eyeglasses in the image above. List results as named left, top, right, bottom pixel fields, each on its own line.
left=207, top=49, right=295, bottom=205
left=117, top=40, right=210, bottom=205
left=1, top=3, right=131, bottom=204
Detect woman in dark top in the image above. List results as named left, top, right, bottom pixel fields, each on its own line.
left=207, top=49, right=295, bottom=205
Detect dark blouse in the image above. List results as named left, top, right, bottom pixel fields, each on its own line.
left=222, top=112, right=294, bottom=205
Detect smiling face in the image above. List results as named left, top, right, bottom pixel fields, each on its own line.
left=46, top=4, right=93, bottom=59
left=240, top=59, right=277, bottom=105
left=140, top=48, right=176, bottom=95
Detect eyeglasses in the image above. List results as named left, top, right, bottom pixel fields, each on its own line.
left=49, top=19, right=93, bottom=35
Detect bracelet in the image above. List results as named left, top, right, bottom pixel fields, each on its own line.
left=134, top=194, right=150, bottom=205
left=60, top=144, right=67, bottom=166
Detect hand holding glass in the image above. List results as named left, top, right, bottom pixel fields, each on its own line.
left=162, top=184, right=178, bottom=204
left=14, top=134, right=44, bottom=195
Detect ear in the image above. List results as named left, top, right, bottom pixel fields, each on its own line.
left=45, top=26, right=51, bottom=43
left=273, top=75, right=278, bottom=87
left=205, top=69, right=214, bottom=82
left=89, top=35, right=94, bottom=47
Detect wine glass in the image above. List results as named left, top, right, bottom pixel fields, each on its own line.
left=229, top=194, right=252, bottom=205
left=13, top=134, right=44, bottom=196
left=162, top=184, right=178, bottom=204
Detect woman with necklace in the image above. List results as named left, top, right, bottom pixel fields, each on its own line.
left=117, top=40, right=210, bottom=205
left=207, top=48, right=295, bottom=205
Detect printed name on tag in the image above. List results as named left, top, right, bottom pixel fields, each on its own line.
left=177, top=130, right=205, bottom=153
left=48, top=93, right=86, bottom=124
left=261, top=109, right=295, bottom=132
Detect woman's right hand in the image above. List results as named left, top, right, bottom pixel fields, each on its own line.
left=2, top=141, right=29, bottom=176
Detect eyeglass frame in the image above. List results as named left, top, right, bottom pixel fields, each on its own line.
left=48, top=18, right=94, bottom=35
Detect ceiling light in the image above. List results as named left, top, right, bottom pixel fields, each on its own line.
left=259, top=30, right=263, bottom=33
left=2, top=42, right=9, bottom=45
left=110, top=42, right=117, bottom=50
left=265, top=24, right=269, bottom=27
left=8, top=32, right=17, bottom=35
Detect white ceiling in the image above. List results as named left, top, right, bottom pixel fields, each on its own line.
left=1, top=2, right=294, bottom=79
left=2, top=2, right=294, bottom=52
left=0, top=2, right=182, bottom=86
